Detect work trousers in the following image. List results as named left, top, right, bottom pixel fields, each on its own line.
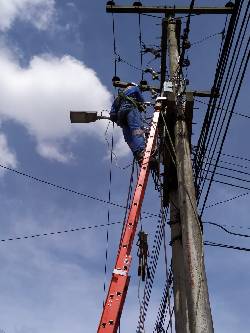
left=119, top=105, right=146, bottom=155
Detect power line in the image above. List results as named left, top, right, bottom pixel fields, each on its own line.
left=204, top=241, right=250, bottom=253
left=0, top=163, right=159, bottom=218
left=103, top=123, right=115, bottom=297
left=2, top=218, right=250, bottom=245
left=205, top=191, right=249, bottom=209
left=203, top=221, right=250, bottom=238
left=198, top=10, right=249, bottom=198
left=202, top=177, right=250, bottom=192
left=200, top=31, right=250, bottom=214
left=193, top=0, right=244, bottom=195
left=191, top=31, right=224, bottom=47
left=195, top=98, right=250, bottom=120
left=0, top=221, right=123, bottom=244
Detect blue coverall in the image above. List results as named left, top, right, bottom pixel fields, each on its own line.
left=110, top=86, right=146, bottom=157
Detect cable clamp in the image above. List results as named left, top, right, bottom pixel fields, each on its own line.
left=169, top=235, right=182, bottom=246
left=113, top=269, right=127, bottom=276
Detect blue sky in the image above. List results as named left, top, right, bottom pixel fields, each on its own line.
left=0, top=0, right=249, bottom=332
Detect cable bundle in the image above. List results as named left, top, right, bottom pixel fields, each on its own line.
left=136, top=208, right=168, bottom=332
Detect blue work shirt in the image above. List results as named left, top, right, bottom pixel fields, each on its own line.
left=110, top=86, right=144, bottom=117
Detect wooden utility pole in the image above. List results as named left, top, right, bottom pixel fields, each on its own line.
left=166, top=19, right=214, bottom=332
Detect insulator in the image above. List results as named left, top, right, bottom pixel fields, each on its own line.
left=185, top=79, right=190, bottom=86
left=182, top=59, right=190, bottom=67
left=112, top=76, right=120, bottom=82
left=106, top=1, right=115, bottom=6
left=183, top=39, right=191, bottom=49
left=133, top=1, right=142, bottom=6
left=152, top=73, right=159, bottom=81
left=225, top=1, right=234, bottom=8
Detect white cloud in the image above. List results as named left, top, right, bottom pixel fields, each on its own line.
left=0, top=48, right=112, bottom=162
left=0, top=133, right=17, bottom=172
left=0, top=0, right=55, bottom=31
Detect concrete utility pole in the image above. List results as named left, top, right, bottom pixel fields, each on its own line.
left=104, top=3, right=234, bottom=333
left=161, top=18, right=190, bottom=333
left=166, top=19, right=214, bottom=333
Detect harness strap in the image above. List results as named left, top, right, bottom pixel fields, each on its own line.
left=119, top=91, right=142, bottom=110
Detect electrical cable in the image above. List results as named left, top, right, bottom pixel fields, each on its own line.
left=193, top=1, right=242, bottom=191
left=200, top=154, right=250, bottom=171
left=153, top=266, right=173, bottom=333
left=203, top=221, right=250, bottom=238
left=198, top=13, right=249, bottom=194
left=191, top=31, right=224, bottom=47
left=0, top=221, right=123, bottom=243
left=197, top=27, right=249, bottom=201
left=161, top=176, right=173, bottom=333
left=201, top=177, right=250, bottom=192
left=103, top=122, right=115, bottom=299
left=138, top=13, right=144, bottom=80
left=137, top=207, right=169, bottom=332
left=195, top=98, right=250, bottom=120
left=0, top=163, right=159, bottom=217
left=118, top=159, right=136, bottom=252
left=179, top=0, right=196, bottom=74
left=2, top=218, right=250, bottom=245
left=195, top=1, right=248, bottom=203
left=200, top=36, right=250, bottom=214
left=205, top=191, right=249, bottom=209
left=204, top=241, right=250, bottom=252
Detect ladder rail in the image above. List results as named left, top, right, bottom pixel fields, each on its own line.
left=97, top=104, right=161, bottom=333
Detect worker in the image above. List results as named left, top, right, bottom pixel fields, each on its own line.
left=110, top=83, right=149, bottom=165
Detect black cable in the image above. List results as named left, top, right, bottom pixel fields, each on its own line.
left=201, top=154, right=250, bottom=171
left=138, top=13, right=144, bottom=80
left=118, top=160, right=136, bottom=252
left=0, top=163, right=159, bottom=218
left=205, top=191, right=249, bottom=209
left=193, top=1, right=242, bottom=189
left=191, top=31, right=224, bottom=47
left=2, top=216, right=250, bottom=244
left=202, top=177, right=250, bottom=192
left=193, top=5, right=238, bottom=174
left=179, top=0, right=196, bottom=73
left=0, top=221, right=123, bottom=243
left=204, top=241, right=250, bottom=253
left=196, top=2, right=248, bottom=199
left=200, top=167, right=250, bottom=184
left=111, top=11, right=118, bottom=77
left=103, top=123, right=115, bottom=298
left=212, top=163, right=250, bottom=178
left=197, top=11, right=249, bottom=199
left=221, top=152, right=250, bottom=164
left=153, top=267, right=173, bottom=333
left=203, top=221, right=250, bottom=238
left=141, top=13, right=162, bottom=19
left=117, top=55, right=142, bottom=71
left=195, top=98, right=250, bottom=120
left=137, top=207, right=169, bottom=332
left=198, top=20, right=249, bottom=197
left=201, top=38, right=250, bottom=214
